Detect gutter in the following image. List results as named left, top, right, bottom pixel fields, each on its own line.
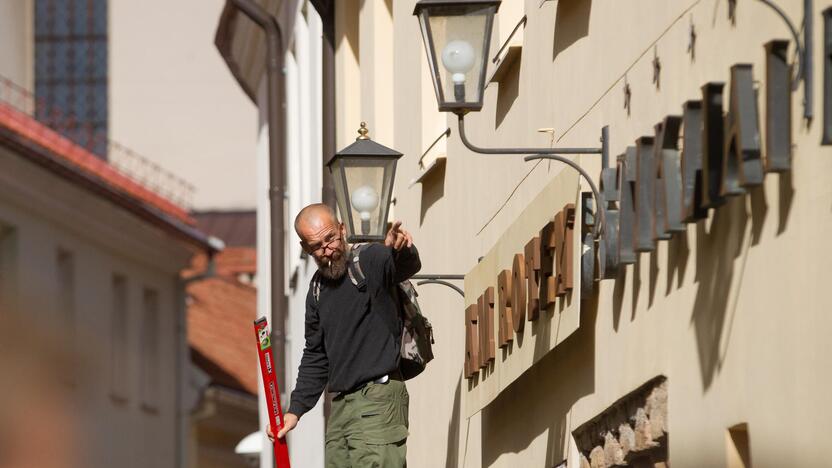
left=0, top=126, right=222, bottom=255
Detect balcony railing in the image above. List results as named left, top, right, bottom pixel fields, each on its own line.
left=0, top=74, right=195, bottom=210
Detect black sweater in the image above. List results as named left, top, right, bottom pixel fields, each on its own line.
left=287, top=243, right=421, bottom=418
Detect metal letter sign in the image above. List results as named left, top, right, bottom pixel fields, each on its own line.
left=600, top=152, right=620, bottom=278
left=525, top=237, right=541, bottom=320
left=511, top=253, right=526, bottom=332
left=539, top=222, right=557, bottom=309
left=656, top=115, right=685, bottom=234
left=765, top=40, right=792, bottom=171
left=681, top=101, right=708, bottom=221
left=465, top=303, right=479, bottom=378
left=497, top=269, right=513, bottom=348
left=651, top=122, right=672, bottom=241
left=701, top=82, right=726, bottom=208
left=723, top=64, right=763, bottom=195
left=581, top=193, right=595, bottom=299
left=635, top=137, right=656, bottom=252
left=477, top=290, right=495, bottom=368
left=618, top=147, right=637, bottom=264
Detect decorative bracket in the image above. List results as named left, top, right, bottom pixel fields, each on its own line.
left=755, top=0, right=813, bottom=121
left=411, top=274, right=465, bottom=297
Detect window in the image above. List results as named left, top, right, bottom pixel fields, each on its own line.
left=56, top=248, right=75, bottom=344
left=0, top=225, right=17, bottom=316
left=140, top=288, right=160, bottom=411
left=109, top=274, right=128, bottom=401
left=35, top=0, right=108, bottom=157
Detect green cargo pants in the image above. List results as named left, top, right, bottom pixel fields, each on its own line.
left=325, top=379, right=409, bottom=468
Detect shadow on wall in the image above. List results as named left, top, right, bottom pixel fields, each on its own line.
left=495, top=55, right=521, bottom=129
left=419, top=162, right=446, bottom=226
left=691, top=195, right=751, bottom=391
left=552, top=0, right=592, bottom=61
left=444, top=376, right=463, bottom=468
left=480, top=298, right=597, bottom=467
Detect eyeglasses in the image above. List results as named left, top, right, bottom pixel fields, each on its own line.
left=304, top=231, right=342, bottom=257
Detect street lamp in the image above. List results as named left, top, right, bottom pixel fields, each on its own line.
left=327, top=122, right=403, bottom=243
left=413, top=0, right=499, bottom=113
left=413, top=0, right=608, bottom=242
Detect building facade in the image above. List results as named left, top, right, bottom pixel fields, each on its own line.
left=214, top=1, right=326, bottom=467
left=0, top=92, right=218, bottom=468
left=325, top=0, right=832, bottom=467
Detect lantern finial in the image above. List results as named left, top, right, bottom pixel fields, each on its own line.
left=357, top=122, right=370, bottom=140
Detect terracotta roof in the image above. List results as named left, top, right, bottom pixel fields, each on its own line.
left=187, top=275, right=258, bottom=395
left=194, top=210, right=256, bottom=247
left=0, top=103, right=195, bottom=226
left=183, top=247, right=256, bottom=279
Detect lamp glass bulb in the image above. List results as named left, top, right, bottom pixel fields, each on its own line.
left=351, top=185, right=379, bottom=221
left=441, top=40, right=475, bottom=83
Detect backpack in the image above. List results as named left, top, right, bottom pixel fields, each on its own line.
left=312, top=244, right=435, bottom=380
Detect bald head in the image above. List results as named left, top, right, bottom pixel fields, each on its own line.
left=294, top=203, right=338, bottom=237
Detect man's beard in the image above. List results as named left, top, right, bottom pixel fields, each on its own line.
left=316, top=247, right=348, bottom=280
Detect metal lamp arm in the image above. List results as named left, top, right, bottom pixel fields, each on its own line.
left=456, top=115, right=606, bottom=239
left=456, top=114, right=604, bottom=155
left=410, top=274, right=465, bottom=297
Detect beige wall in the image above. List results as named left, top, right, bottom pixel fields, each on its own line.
left=342, top=0, right=832, bottom=467
left=0, top=0, right=33, bottom=91
left=110, top=0, right=259, bottom=210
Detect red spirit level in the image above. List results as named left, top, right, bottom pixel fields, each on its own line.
left=253, top=317, right=291, bottom=468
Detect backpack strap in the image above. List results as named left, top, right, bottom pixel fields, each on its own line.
left=347, top=244, right=367, bottom=291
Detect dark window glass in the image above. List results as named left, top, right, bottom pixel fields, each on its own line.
left=35, top=0, right=108, bottom=159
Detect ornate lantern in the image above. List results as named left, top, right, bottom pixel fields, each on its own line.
left=413, top=0, right=500, bottom=114
left=327, top=123, right=403, bottom=243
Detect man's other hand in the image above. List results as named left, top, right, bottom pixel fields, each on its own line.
left=265, top=413, right=299, bottom=442
left=385, top=221, right=413, bottom=250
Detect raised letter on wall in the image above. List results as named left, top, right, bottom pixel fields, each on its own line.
left=511, top=253, right=526, bottom=333
left=477, top=289, right=495, bottom=368
left=701, top=82, right=726, bottom=208
left=655, top=115, right=685, bottom=234
left=681, top=101, right=708, bottom=221
left=539, top=221, right=557, bottom=307
left=764, top=40, right=792, bottom=172
left=497, top=269, right=514, bottom=348
left=635, top=136, right=656, bottom=252
left=723, top=63, right=763, bottom=194
left=465, top=303, right=479, bottom=379
left=618, top=147, right=637, bottom=264
left=525, top=237, right=541, bottom=320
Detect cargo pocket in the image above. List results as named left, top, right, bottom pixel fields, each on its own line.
left=356, top=381, right=409, bottom=445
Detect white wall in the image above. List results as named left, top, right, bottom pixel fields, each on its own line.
left=0, top=144, right=195, bottom=468
left=254, top=3, right=325, bottom=467
left=109, top=0, right=258, bottom=210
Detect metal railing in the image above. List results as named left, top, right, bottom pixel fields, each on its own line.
left=0, top=75, right=195, bottom=209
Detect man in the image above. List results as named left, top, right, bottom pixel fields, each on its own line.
left=267, top=203, right=421, bottom=467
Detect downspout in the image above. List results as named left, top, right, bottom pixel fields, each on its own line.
left=177, top=241, right=225, bottom=468
left=225, top=3, right=288, bottom=467
left=320, top=2, right=336, bottom=209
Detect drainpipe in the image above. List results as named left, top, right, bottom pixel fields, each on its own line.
left=320, top=2, right=336, bottom=209
left=226, top=2, right=288, bottom=466
left=177, top=241, right=225, bottom=468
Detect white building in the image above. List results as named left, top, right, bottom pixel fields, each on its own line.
left=0, top=94, right=219, bottom=468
